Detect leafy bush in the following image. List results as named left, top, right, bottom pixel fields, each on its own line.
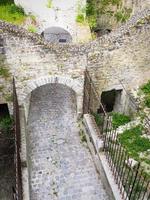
left=0, top=116, right=13, bottom=135
left=119, top=126, right=150, bottom=160
left=111, top=112, right=131, bottom=128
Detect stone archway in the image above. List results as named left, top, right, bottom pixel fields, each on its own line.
left=21, top=75, right=83, bottom=121
left=42, top=27, right=72, bottom=43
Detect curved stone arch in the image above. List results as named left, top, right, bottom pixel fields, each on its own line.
left=22, top=75, right=83, bottom=120
left=42, top=26, right=72, bottom=43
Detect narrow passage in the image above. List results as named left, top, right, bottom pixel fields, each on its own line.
left=27, top=84, right=109, bottom=200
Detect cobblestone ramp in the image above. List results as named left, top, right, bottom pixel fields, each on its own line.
left=27, top=84, right=109, bottom=200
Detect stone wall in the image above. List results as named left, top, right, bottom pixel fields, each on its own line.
left=122, top=0, right=150, bottom=13
left=0, top=8, right=150, bottom=115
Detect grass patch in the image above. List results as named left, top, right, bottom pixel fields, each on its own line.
left=76, top=14, right=85, bottom=23
left=111, top=112, right=131, bottom=128
left=0, top=67, right=10, bottom=78
left=4, top=94, right=13, bottom=102
left=144, top=96, right=150, bottom=108
left=119, top=126, right=150, bottom=160
left=0, top=116, right=13, bottom=136
left=140, top=80, right=150, bottom=108
left=28, top=25, right=37, bottom=33
left=114, top=8, right=132, bottom=22
left=141, top=81, right=150, bottom=94
left=93, top=113, right=103, bottom=127
left=0, top=0, right=26, bottom=25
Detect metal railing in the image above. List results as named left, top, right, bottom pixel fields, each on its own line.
left=13, top=78, right=23, bottom=200
left=83, top=69, right=150, bottom=200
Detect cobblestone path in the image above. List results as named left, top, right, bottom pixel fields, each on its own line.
left=27, top=84, right=109, bottom=200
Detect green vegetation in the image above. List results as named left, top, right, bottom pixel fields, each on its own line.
left=86, top=0, right=132, bottom=30
left=28, top=25, right=37, bottom=33
left=111, top=112, right=131, bottom=128
left=0, top=116, right=13, bottom=136
left=76, top=14, right=85, bottom=23
left=0, top=85, right=4, bottom=92
left=114, top=8, right=132, bottom=22
left=46, top=0, right=52, bottom=8
left=141, top=80, right=150, bottom=108
left=4, top=93, right=13, bottom=102
left=119, top=126, right=150, bottom=161
left=0, top=0, right=27, bottom=25
left=93, top=113, right=103, bottom=127
left=76, top=2, right=86, bottom=24
left=141, top=80, right=150, bottom=94
left=0, top=67, right=10, bottom=78
left=79, top=130, right=87, bottom=143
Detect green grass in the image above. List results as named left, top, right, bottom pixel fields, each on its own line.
left=144, top=96, right=150, bottom=108
left=0, top=0, right=26, bottom=25
left=76, top=14, right=85, bottom=23
left=0, top=116, right=13, bottom=135
left=28, top=25, right=37, bottom=33
left=140, top=80, right=150, bottom=108
left=114, top=8, right=132, bottom=22
left=141, top=81, right=150, bottom=94
left=0, top=67, right=10, bottom=78
left=4, top=93, right=13, bottom=102
left=93, top=113, right=103, bottom=127
left=111, top=112, right=131, bottom=128
left=86, top=0, right=132, bottom=30
left=76, top=2, right=86, bottom=24
left=119, top=126, right=150, bottom=160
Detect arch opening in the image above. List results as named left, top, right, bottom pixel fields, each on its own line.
left=42, top=27, right=72, bottom=43
left=21, top=76, right=83, bottom=121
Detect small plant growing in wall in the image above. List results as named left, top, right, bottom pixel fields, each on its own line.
left=76, top=1, right=86, bottom=24
left=28, top=25, right=37, bottom=33
left=79, top=130, right=87, bottom=143
left=0, top=116, right=13, bottom=136
left=4, top=93, right=13, bottom=102
left=0, top=67, right=10, bottom=79
left=46, top=0, right=52, bottom=8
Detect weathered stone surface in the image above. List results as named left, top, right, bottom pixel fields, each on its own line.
left=27, top=84, right=109, bottom=200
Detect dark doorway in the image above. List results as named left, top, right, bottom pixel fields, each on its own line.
left=43, top=27, right=72, bottom=43
left=99, top=89, right=122, bottom=113
left=0, top=103, right=9, bottom=119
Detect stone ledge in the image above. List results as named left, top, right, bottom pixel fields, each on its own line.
left=83, top=113, right=124, bottom=200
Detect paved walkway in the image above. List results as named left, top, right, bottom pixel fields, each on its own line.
left=27, top=84, right=109, bottom=200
